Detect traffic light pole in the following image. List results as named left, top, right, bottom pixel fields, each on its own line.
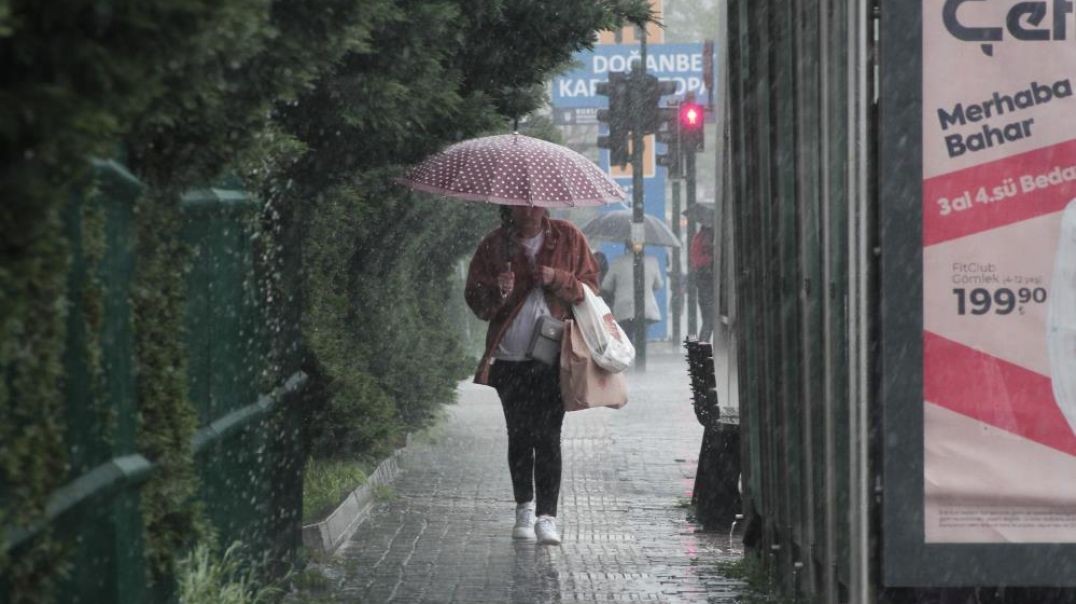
left=670, top=178, right=682, bottom=345
left=685, top=143, right=698, bottom=337
left=631, top=30, right=647, bottom=372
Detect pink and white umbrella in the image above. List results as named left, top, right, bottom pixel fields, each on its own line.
left=398, top=133, right=626, bottom=207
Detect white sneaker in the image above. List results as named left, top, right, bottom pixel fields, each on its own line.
left=513, top=502, right=536, bottom=540
left=534, top=515, right=561, bottom=545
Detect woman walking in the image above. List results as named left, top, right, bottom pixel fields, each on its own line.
left=465, top=206, right=598, bottom=545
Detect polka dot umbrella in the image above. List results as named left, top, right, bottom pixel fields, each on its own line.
left=398, top=133, right=627, bottom=207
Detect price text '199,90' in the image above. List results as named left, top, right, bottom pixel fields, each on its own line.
left=952, top=287, right=1048, bottom=316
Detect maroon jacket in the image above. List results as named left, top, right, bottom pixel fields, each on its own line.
left=465, top=217, right=599, bottom=384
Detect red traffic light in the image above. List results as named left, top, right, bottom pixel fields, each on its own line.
left=679, top=103, right=703, bottom=129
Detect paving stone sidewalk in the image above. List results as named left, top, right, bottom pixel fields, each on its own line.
left=292, top=348, right=745, bottom=603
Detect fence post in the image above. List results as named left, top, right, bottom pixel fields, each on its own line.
left=180, top=186, right=278, bottom=566
left=57, top=159, right=148, bottom=603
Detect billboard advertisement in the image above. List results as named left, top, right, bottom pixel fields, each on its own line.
left=883, top=0, right=1076, bottom=586
left=922, top=0, right=1076, bottom=546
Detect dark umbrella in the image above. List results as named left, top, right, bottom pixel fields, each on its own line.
left=682, top=202, right=716, bottom=227
left=397, top=133, right=626, bottom=207
left=580, top=210, right=681, bottom=248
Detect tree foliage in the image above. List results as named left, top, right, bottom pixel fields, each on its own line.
left=258, top=0, right=652, bottom=460
left=1, top=0, right=653, bottom=598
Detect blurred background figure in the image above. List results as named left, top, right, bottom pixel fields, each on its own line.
left=592, top=250, right=611, bottom=306
left=689, top=206, right=716, bottom=342
left=601, top=243, right=663, bottom=348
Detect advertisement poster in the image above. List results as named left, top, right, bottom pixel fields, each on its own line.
left=922, top=0, right=1076, bottom=543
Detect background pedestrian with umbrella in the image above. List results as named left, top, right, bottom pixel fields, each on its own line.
left=685, top=202, right=716, bottom=342
left=580, top=210, right=680, bottom=349
left=580, top=209, right=681, bottom=249
left=399, top=132, right=624, bottom=546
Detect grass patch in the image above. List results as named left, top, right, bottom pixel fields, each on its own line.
left=291, top=567, right=332, bottom=592
left=716, top=554, right=809, bottom=604
left=717, top=557, right=758, bottom=583
left=302, top=458, right=370, bottom=522
left=373, top=484, right=396, bottom=502
left=718, top=555, right=779, bottom=598
left=177, top=542, right=281, bottom=604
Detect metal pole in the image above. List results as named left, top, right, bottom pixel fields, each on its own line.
left=671, top=178, right=683, bottom=345
left=714, top=0, right=733, bottom=409
left=686, top=140, right=698, bottom=337
left=847, top=0, right=873, bottom=601
left=819, top=2, right=838, bottom=602
left=632, top=27, right=648, bottom=371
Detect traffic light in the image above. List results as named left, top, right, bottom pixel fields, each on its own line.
left=634, top=69, right=678, bottom=135
left=655, top=105, right=682, bottom=178
left=596, top=71, right=630, bottom=167
left=679, top=99, right=705, bottom=152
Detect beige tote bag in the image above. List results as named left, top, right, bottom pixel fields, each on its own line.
left=559, top=320, right=628, bottom=411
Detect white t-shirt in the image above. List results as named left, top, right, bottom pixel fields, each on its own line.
left=495, top=232, right=552, bottom=361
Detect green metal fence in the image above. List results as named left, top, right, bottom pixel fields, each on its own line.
left=719, top=1, right=876, bottom=602
left=58, top=159, right=150, bottom=603
left=1, top=163, right=308, bottom=602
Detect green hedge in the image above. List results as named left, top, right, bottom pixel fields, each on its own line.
left=131, top=195, right=203, bottom=582
left=301, top=174, right=496, bottom=460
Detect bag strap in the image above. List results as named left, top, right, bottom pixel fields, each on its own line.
left=503, top=227, right=518, bottom=271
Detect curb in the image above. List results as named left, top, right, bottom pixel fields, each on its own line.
left=300, top=436, right=412, bottom=554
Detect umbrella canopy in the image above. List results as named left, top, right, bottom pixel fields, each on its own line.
left=580, top=210, right=681, bottom=248
left=398, top=133, right=626, bottom=207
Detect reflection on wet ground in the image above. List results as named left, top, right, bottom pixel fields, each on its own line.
left=290, top=349, right=745, bottom=603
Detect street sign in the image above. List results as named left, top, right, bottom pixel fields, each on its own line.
left=552, top=107, right=599, bottom=126
left=550, top=43, right=711, bottom=110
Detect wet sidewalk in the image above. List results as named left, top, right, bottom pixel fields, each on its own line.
left=291, top=348, right=744, bottom=603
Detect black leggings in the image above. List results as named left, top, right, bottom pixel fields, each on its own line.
left=490, top=360, right=566, bottom=517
